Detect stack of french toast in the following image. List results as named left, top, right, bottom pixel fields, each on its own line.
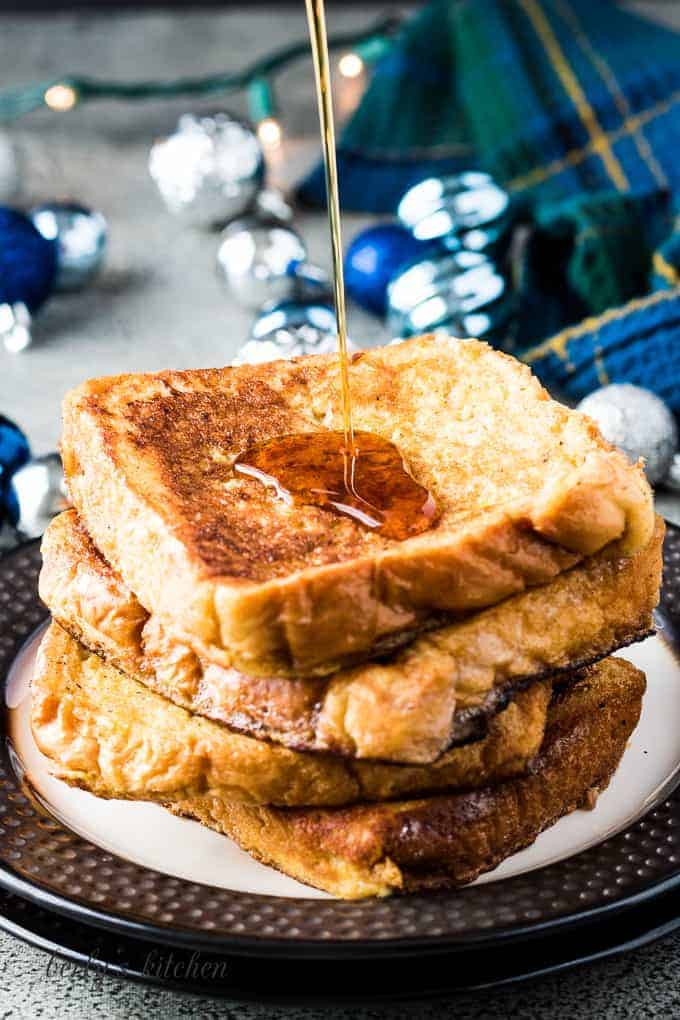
left=33, top=336, right=662, bottom=898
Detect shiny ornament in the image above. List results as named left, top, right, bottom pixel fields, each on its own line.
left=217, top=219, right=329, bottom=310
left=217, top=218, right=305, bottom=309
left=387, top=249, right=512, bottom=342
left=344, top=224, right=430, bottom=316
left=253, top=188, right=293, bottom=224
left=663, top=452, right=680, bottom=493
left=6, top=452, right=69, bottom=539
left=398, top=172, right=512, bottom=254
left=234, top=300, right=343, bottom=364
left=30, top=202, right=108, bottom=291
left=0, top=207, right=58, bottom=352
left=0, top=133, right=20, bottom=203
left=0, top=414, right=30, bottom=499
left=149, top=112, right=264, bottom=228
left=578, top=384, right=678, bottom=484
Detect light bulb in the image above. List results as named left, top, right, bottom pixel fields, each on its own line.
left=257, top=117, right=282, bottom=149
left=44, top=84, right=78, bottom=112
left=338, top=53, right=364, bottom=79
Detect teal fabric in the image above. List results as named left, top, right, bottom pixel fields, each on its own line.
left=298, top=1, right=475, bottom=214
left=297, top=0, right=680, bottom=408
left=299, top=0, right=680, bottom=212
left=651, top=231, right=680, bottom=293
left=516, top=188, right=673, bottom=345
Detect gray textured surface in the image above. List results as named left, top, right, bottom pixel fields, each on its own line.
left=1, top=928, right=680, bottom=1018
left=1, top=4, right=680, bottom=1017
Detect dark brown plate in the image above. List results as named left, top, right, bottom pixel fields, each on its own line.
left=2, top=882, right=680, bottom=1002
left=1, top=535, right=680, bottom=966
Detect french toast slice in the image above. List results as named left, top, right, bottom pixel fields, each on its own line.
left=60, top=336, right=654, bottom=679
left=40, top=510, right=662, bottom=763
left=33, top=633, right=645, bottom=897
left=32, top=622, right=551, bottom=808
left=189, top=657, right=643, bottom=898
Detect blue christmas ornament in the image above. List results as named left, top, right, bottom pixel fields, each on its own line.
left=0, top=206, right=58, bottom=352
left=0, top=207, right=57, bottom=311
left=0, top=414, right=30, bottom=519
left=344, top=223, right=430, bottom=316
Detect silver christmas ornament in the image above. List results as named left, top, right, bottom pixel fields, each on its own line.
left=578, top=384, right=678, bottom=484
left=149, top=113, right=264, bottom=228
left=663, top=452, right=680, bottom=493
left=234, top=300, right=345, bottom=364
left=0, top=302, right=31, bottom=353
left=217, top=218, right=330, bottom=310
left=29, top=202, right=108, bottom=291
left=398, top=172, right=512, bottom=254
left=217, top=218, right=305, bottom=309
left=387, top=249, right=512, bottom=341
left=7, top=452, right=69, bottom=539
left=253, top=188, right=294, bottom=224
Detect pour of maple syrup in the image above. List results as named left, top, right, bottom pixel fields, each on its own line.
left=235, top=0, right=437, bottom=540
left=234, top=431, right=437, bottom=540
left=304, top=0, right=354, bottom=450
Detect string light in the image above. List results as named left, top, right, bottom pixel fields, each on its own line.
left=338, top=53, right=364, bottom=79
left=43, top=84, right=78, bottom=112
left=248, top=77, right=282, bottom=149
left=257, top=117, right=282, bottom=149
left=0, top=16, right=400, bottom=124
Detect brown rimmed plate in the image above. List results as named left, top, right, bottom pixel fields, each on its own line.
left=1, top=534, right=680, bottom=999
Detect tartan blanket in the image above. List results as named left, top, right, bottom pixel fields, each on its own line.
left=524, top=289, right=680, bottom=413
left=298, top=0, right=680, bottom=409
left=299, top=0, right=680, bottom=212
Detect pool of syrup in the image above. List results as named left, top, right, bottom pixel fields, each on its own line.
left=235, top=430, right=437, bottom=539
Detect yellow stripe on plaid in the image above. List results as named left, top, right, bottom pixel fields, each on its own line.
left=508, top=88, right=680, bottom=193
left=653, top=252, right=680, bottom=287
left=593, top=346, right=610, bottom=386
left=523, top=288, right=680, bottom=366
left=554, top=0, right=667, bottom=188
left=517, top=0, right=628, bottom=191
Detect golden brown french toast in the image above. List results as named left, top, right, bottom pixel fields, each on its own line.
left=32, top=623, right=551, bottom=808
left=34, top=630, right=644, bottom=897
left=197, top=656, right=644, bottom=897
left=60, top=336, right=654, bottom=679
left=171, top=657, right=645, bottom=897
left=40, top=510, right=661, bottom=763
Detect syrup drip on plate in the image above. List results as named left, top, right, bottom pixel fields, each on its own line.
left=234, top=431, right=437, bottom=540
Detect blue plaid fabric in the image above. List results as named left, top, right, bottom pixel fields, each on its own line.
left=298, top=0, right=680, bottom=409
left=524, top=290, right=680, bottom=412
left=299, top=0, right=680, bottom=212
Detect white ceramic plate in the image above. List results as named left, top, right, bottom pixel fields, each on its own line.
left=8, top=626, right=680, bottom=900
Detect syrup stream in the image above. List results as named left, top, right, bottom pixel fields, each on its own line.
left=232, top=2, right=438, bottom=540
left=304, top=0, right=354, bottom=453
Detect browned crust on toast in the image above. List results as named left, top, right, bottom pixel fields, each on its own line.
left=40, top=511, right=662, bottom=763
left=35, top=643, right=643, bottom=897
left=168, top=657, right=645, bottom=897
left=32, top=622, right=552, bottom=808
left=60, top=336, right=654, bottom=677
